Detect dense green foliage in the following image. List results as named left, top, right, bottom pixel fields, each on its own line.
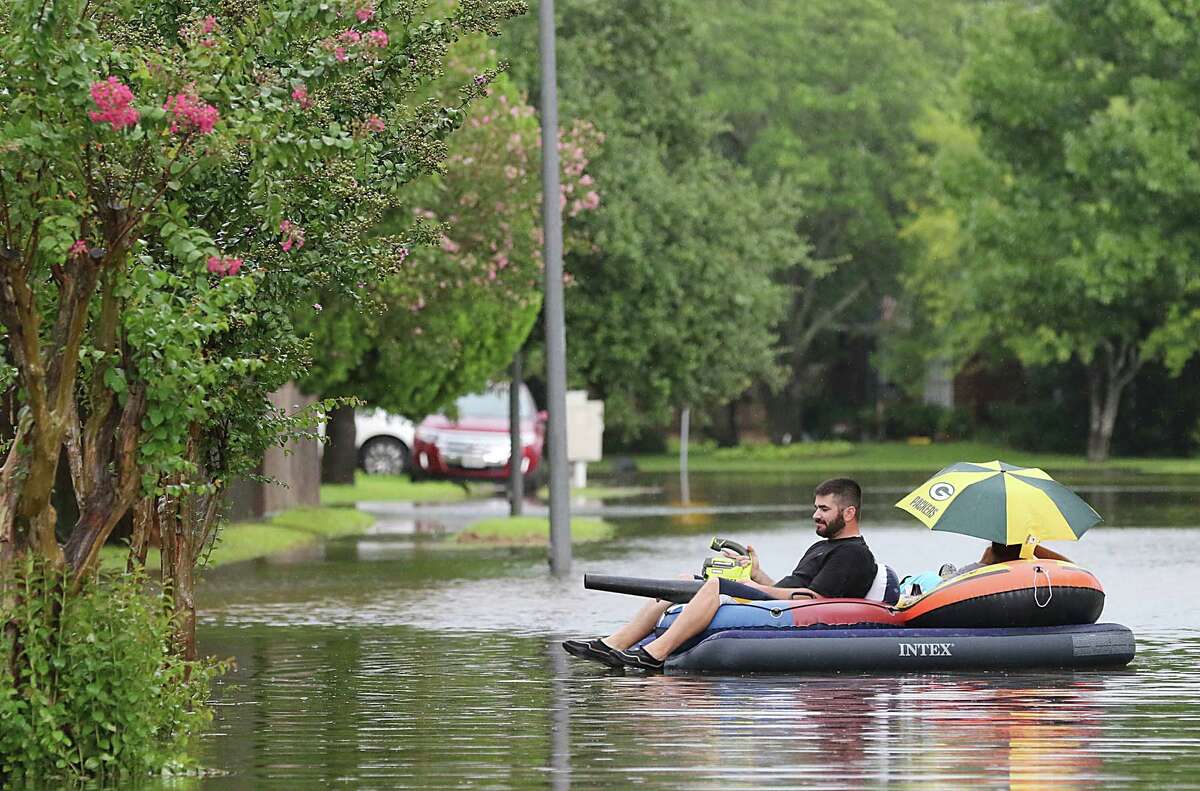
left=0, top=0, right=523, bottom=776
left=691, top=0, right=965, bottom=438
left=501, top=0, right=797, bottom=439
left=905, top=0, right=1200, bottom=460
left=0, top=0, right=524, bottom=564
left=0, top=562, right=220, bottom=780
left=301, top=48, right=600, bottom=420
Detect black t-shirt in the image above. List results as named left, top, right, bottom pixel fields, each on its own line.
left=774, top=536, right=876, bottom=598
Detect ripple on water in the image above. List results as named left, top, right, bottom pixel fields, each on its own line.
left=187, top=496, right=1200, bottom=789
left=182, top=624, right=1200, bottom=790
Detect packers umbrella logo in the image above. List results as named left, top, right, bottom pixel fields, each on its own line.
left=929, top=482, right=956, bottom=501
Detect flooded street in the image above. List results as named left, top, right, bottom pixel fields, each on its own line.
left=184, top=471, right=1200, bottom=788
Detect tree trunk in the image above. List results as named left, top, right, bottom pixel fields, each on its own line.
left=154, top=429, right=224, bottom=661
left=321, top=404, right=357, bottom=485
left=160, top=491, right=198, bottom=662
left=128, top=497, right=156, bottom=574
left=705, top=400, right=740, bottom=448
left=1085, top=341, right=1142, bottom=463
left=62, top=386, right=146, bottom=580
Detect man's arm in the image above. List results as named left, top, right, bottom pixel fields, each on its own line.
left=741, top=580, right=821, bottom=600
left=723, top=544, right=777, bottom=586
left=1034, top=544, right=1072, bottom=562
left=723, top=545, right=818, bottom=596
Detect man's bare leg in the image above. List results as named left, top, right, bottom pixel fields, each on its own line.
left=641, top=576, right=721, bottom=660
left=603, top=598, right=674, bottom=650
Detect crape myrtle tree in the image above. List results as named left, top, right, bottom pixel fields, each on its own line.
left=0, top=0, right=524, bottom=666
left=905, top=0, right=1200, bottom=461
left=501, top=0, right=798, bottom=442
left=301, top=42, right=600, bottom=483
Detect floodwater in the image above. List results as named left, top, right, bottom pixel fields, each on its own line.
left=181, top=471, right=1200, bottom=789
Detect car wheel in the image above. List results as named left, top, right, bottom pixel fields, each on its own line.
left=359, top=437, right=410, bottom=476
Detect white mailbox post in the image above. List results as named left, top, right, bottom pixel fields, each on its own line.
left=565, top=390, right=604, bottom=488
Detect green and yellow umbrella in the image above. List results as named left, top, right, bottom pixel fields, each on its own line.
left=894, top=460, right=1102, bottom=545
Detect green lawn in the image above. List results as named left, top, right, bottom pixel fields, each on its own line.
left=535, top=484, right=658, bottom=500
left=453, top=515, right=614, bottom=546
left=320, top=472, right=493, bottom=505
left=594, top=440, right=1200, bottom=475
left=99, top=506, right=374, bottom=572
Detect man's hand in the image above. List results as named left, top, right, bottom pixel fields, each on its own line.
left=721, top=543, right=766, bottom=582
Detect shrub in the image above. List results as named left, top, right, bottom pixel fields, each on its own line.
left=706, top=440, right=855, bottom=461
left=881, top=401, right=943, bottom=438
left=0, top=562, right=223, bottom=782
left=986, top=402, right=1086, bottom=455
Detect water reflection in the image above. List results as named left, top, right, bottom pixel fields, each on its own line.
left=182, top=625, right=1200, bottom=790
left=178, top=470, right=1200, bottom=788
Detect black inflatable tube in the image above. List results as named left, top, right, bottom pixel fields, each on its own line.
left=663, top=622, right=1136, bottom=674
left=583, top=574, right=771, bottom=603
left=905, top=586, right=1104, bottom=628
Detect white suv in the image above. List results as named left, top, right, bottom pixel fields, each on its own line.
left=355, top=409, right=415, bottom=475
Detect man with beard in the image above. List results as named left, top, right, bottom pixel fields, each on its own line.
left=563, top=478, right=877, bottom=671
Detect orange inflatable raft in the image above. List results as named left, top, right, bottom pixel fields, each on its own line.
left=896, top=559, right=1105, bottom=628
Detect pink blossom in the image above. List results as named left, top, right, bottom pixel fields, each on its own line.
left=163, top=90, right=219, bottom=134
left=88, top=77, right=140, bottom=131
left=69, top=240, right=89, bottom=257
left=440, top=236, right=460, bottom=254
left=410, top=296, right=425, bottom=313
left=340, top=29, right=362, bottom=43
left=335, top=47, right=348, bottom=62
left=503, top=165, right=518, bottom=180
left=365, top=115, right=385, bottom=133
left=206, top=255, right=243, bottom=276
left=291, top=85, right=312, bottom=110
left=313, top=303, right=323, bottom=312
left=365, top=30, right=388, bottom=47
left=581, top=190, right=600, bottom=210
left=579, top=174, right=594, bottom=187
left=397, top=246, right=410, bottom=264
left=280, top=219, right=305, bottom=251
left=355, top=4, right=374, bottom=21
left=180, top=15, right=219, bottom=47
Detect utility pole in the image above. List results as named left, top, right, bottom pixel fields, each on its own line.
left=679, top=406, right=690, bottom=505
left=509, top=352, right=524, bottom=516
left=539, top=0, right=572, bottom=575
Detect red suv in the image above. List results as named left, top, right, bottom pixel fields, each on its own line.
left=410, top=384, right=547, bottom=488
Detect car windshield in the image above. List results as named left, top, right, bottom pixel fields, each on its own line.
left=452, top=386, right=535, bottom=419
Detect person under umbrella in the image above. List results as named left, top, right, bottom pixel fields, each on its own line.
left=894, top=460, right=1101, bottom=594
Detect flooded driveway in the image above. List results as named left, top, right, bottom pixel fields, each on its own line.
left=185, top=471, right=1200, bottom=788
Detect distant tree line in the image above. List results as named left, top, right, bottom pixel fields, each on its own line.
left=309, top=0, right=1200, bottom=470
